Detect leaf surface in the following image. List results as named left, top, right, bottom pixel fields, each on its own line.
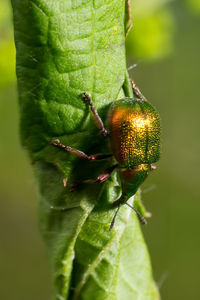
left=11, top=0, right=159, bottom=299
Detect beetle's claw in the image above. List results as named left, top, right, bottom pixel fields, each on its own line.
left=63, top=178, right=68, bottom=187
left=50, top=139, right=60, bottom=146
left=150, top=165, right=156, bottom=170
left=101, top=128, right=108, bottom=137
left=82, top=92, right=92, bottom=104
left=70, top=182, right=81, bottom=192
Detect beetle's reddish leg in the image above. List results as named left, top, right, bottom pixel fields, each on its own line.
left=82, top=92, right=108, bottom=137
left=50, top=165, right=117, bottom=212
left=131, top=79, right=147, bottom=102
left=51, top=139, right=112, bottom=161
left=70, top=164, right=118, bottom=191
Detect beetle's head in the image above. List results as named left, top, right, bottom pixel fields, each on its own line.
left=110, top=164, right=156, bottom=230
left=118, top=164, right=154, bottom=204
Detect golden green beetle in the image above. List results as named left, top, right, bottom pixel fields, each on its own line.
left=51, top=81, right=161, bottom=229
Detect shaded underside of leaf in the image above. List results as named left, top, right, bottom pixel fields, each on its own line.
left=11, top=0, right=160, bottom=299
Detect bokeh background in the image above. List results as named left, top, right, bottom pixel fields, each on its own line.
left=0, top=0, right=199, bottom=299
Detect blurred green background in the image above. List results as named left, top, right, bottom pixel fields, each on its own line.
left=0, top=0, right=199, bottom=299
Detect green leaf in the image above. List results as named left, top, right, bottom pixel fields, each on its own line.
left=11, top=0, right=160, bottom=299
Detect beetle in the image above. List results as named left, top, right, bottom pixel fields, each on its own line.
left=51, top=81, right=161, bottom=230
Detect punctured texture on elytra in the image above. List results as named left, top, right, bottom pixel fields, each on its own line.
left=108, top=98, right=160, bottom=168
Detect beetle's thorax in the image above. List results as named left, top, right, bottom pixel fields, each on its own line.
left=116, top=164, right=150, bottom=205
left=121, top=164, right=149, bottom=178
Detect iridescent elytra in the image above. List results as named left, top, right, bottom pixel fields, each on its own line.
left=51, top=81, right=161, bottom=229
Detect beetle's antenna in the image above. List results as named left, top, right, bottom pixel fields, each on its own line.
left=126, top=202, right=147, bottom=225
left=109, top=204, right=122, bottom=231
left=128, top=63, right=138, bottom=71
left=128, top=60, right=142, bottom=71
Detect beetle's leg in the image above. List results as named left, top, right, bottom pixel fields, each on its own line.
left=82, top=92, right=108, bottom=137
left=51, top=139, right=112, bottom=161
left=50, top=165, right=118, bottom=212
left=131, top=79, right=147, bottom=102
left=70, top=164, right=118, bottom=191
left=125, top=0, right=133, bottom=38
